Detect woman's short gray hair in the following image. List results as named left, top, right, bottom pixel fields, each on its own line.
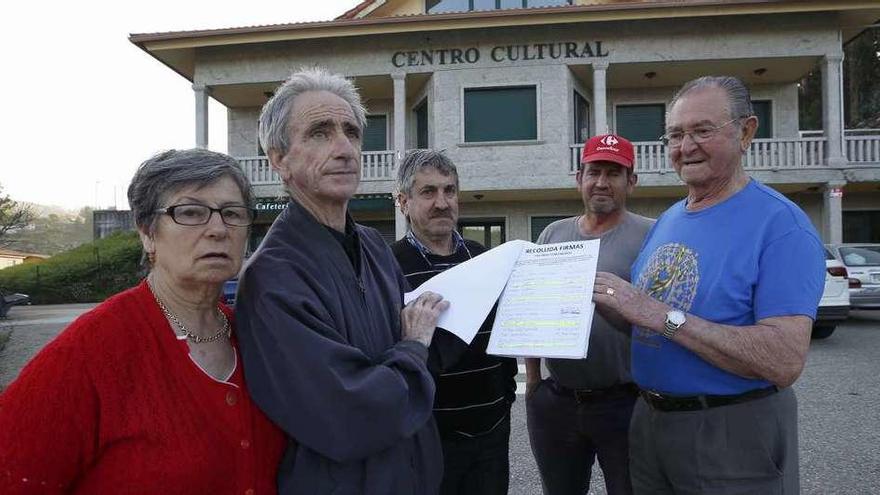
left=259, top=67, right=367, bottom=156
left=396, top=149, right=459, bottom=196
left=127, top=148, right=253, bottom=235
left=670, top=76, right=755, bottom=120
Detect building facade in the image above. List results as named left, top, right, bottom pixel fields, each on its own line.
left=131, top=0, right=880, bottom=249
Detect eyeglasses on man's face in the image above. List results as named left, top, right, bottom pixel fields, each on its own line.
left=156, top=204, right=255, bottom=227
left=659, top=118, right=742, bottom=147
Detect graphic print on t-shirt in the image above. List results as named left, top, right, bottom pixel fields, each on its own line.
left=633, top=243, right=699, bottom=347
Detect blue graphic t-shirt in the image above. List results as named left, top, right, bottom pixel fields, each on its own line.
left=631, top=180, right=825, bottom=395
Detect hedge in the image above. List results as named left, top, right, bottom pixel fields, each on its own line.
left=0, top=231, right=144, bottom=304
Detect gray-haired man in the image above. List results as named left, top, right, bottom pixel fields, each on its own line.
left=391, top=150, right=517, bottom=495
left=592, top=76, right=824, bottom=494
left=236, top=68, right=448, bottom=495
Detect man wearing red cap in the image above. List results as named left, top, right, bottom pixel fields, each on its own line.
left=525, top=134, right=653, bottom=495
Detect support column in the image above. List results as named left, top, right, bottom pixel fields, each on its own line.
left=822, top=181, right=845, bottom=244
left=392, top=72, right=408, bottom=240
left=822, top=54, right=846, bottom=167
left=592, top=61, right=609, bottom=136
left=194, top=83, right=210, bottom=149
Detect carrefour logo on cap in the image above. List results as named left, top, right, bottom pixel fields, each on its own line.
left=601, top=135, right=619, bottom=147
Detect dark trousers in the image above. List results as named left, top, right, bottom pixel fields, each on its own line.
left=629, top=387, right=800, bottom=495
left=439, top=415, right=511, bottom=495
left=527, top=379, right=637, bottom=495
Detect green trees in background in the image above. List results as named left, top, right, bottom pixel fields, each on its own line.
left=3, top=207, right=94, bottom=255
left=0, top=184, right=35, bottom=248
left=800, top=28, right=880, bottom=130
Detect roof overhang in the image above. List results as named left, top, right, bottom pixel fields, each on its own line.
left=129, top=1, right=879, bottom=83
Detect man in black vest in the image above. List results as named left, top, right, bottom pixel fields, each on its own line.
left=391, top=149, right=518, bottom=495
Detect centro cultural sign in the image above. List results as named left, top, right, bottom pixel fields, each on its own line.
left=391, top=41, right=608, bottom=67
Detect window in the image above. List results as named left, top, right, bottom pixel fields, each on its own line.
left=531, top=216, right=568, bottom=242
left=751, top=100, right=772, bottom=139
left=573, top=91, right=590, bottom=143
left=256, top=122, right=266, bottom=156
left=459, top=218, right=506, bottom=249
left=464, top=86, right=537, bottom=142
left=414, top=98, right=429, bottom=149
left=427, top=0, right=570, bottom=14
left=363, top=115, right=388, bottom=152
left=616, top=104, right=665, bottom=142
left=844, top=210, right=880, bottom=243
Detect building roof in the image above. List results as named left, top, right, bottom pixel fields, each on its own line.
left=129, top=0, right=878, bottom=82
left=0, top=249, right=49, bottom=259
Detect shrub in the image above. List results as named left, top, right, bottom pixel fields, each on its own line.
left=0, top=231, right=143, bottom=304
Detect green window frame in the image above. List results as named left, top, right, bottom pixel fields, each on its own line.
left=414, top=98, right=429, bottom=149
left=616, top=104, right=665, bottom=143
left=751, top=100, right=772, bottom=139
left=530, top=216, right=568, bottom=242
left=464, top=86, right=538, bottom=143
left=363, top=115, right=388, bottom=152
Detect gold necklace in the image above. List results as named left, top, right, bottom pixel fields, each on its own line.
left=147, top=280, right=230, bottom=344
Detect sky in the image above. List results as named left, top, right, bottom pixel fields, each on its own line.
left=1, top=0, right=360, bottom=211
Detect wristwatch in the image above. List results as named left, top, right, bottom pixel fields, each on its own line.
left=662, top=310, right=687, bottom=339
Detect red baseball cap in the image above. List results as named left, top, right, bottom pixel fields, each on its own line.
left=581, top=134, right=634, bottom=169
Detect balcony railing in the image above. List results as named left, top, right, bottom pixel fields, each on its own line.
left=237, top=150, right=397, bottom=185
left=570, top=137, right=832, bottom=174
left=845, top=134, right=880, bottom=164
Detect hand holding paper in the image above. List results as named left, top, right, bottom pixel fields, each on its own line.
left=404, top=239, right=601, bottom=358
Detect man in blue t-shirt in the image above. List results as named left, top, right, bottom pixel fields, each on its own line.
left=591, top=76, right=824, bottom=494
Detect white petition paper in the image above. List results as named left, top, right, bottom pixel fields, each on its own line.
left=404, top=239, right=600, bottom=358
left=487, top=240, right=600, bottom=358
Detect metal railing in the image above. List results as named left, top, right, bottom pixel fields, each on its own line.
left=237, top=150, right=397, bottom=185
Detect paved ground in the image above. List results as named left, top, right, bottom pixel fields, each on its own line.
left=1, top=305, right=878, bottom=493
left=0, top=303, right=96, bottom=389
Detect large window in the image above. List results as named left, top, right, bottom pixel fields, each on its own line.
left=363, top=115, right=388, bottom=152
left=459, top=218, right=506, bottom=249
left=427, top=0, right=570, bottom=14
left=464, top=86, right=537, bottom=142
left=616, top=104, right=665, bottom=142
left=751, top=100, right=772, bottom=139
left=531, top=216, right=568, bottom=242
left=844, top=210, right=880, bottom=243
left=573, top=91, right=590, bottom=143
left=414, top=98, right=429, bottom=149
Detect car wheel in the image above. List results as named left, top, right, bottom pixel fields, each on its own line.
left=811, top=325, right=836, bottom=339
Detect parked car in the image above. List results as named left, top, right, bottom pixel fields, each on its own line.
left=827, top=243, right=880, bottom=310
left=0, top=291, right=31, bottom=318
left=222, top=278, right=238, bottom=308
left=812, top=247, right=850, bottom=339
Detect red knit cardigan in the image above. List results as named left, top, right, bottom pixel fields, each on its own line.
left=0, top=281, right=286, bottom=494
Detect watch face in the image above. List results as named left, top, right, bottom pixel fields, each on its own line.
left=667, top=310, right=686, bottom=326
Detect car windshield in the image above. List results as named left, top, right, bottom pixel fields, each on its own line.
left=839, top=246, right=880, bottom=267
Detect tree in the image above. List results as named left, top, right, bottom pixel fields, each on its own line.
left=844, top=27, right=880, bottom=128
left=0, top=184, right=34, bottom=248
left=800, top=27, right=880, bottom=131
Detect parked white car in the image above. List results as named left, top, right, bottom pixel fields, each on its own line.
left=813, top=247, right=850, bottom=339
left=827, top=244, right=880, bottom=310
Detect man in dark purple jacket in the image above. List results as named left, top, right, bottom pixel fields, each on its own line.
left=237, top=67, right=448, bottom=495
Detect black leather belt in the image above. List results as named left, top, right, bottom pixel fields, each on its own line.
left=551, top=381, right=640, bottom=403
left=640, top=385, right=779, bottom=412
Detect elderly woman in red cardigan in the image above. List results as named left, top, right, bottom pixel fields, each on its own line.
left=0, top=149, right=285, bottom=494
